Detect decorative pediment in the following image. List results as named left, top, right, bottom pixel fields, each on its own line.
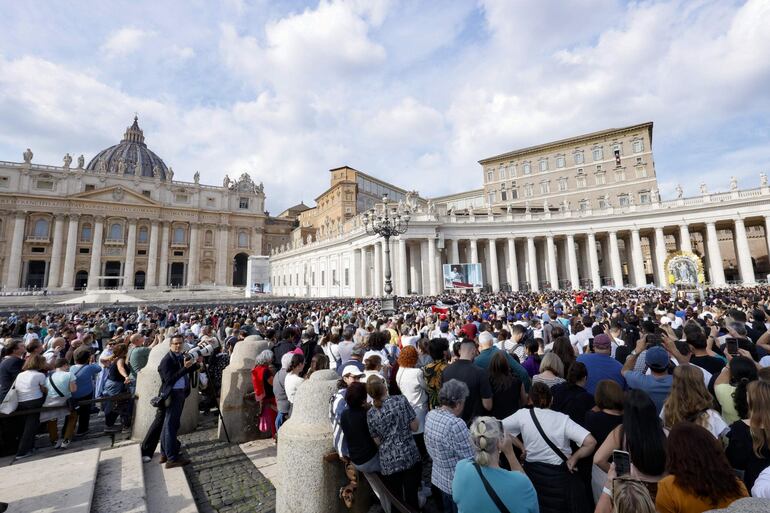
left=229, top=172, right=264, bottom=194
left=69, top=185, right=160, bottom=206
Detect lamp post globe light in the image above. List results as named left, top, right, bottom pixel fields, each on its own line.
left=363, top=194, right=410, bottom=314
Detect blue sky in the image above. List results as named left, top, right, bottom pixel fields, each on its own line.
left=1, top=0, right=769, bottom=213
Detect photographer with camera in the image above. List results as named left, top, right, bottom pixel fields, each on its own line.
left=140, top=334, right=201, bottom=467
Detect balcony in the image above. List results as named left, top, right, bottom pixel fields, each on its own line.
left=104, top=238, right=124, bottom=246
left=25, top=236, right=50, bottom=244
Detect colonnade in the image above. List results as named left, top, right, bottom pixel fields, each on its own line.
left=271, top=215, right=770, bottom=296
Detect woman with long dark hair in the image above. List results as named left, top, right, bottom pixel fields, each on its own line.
left=656, top=423, right=748, bottom=512
left=552, top=336, right=576, bottom=377
left=714, top=355, right=758, bottom=425
left=488, top=351, right=525, bottom=420
left=103, top=342, right=131, bottom=432
left=594, top=390, right=667, bottom=498
left=551, top=361, right=595, bottom=425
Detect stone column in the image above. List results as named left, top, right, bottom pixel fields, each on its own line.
left=469, top=238, right=478, bottom=264
left=608, top=231, right=623, bottom=288
left=408, top=243, right=420, bottom=294
left=47, top=214, right=66, bottom=288
left=566, top=234, right=579, bottom=290
left=131, top=340, right=199, bottom=443
left=546, top=235, right=558, bottom=289
left=527, top=236, right=539, bottom=292
left=186, top=223, right=200, bottom=287
left=507, top=237, right=519, bottom=291
left=705, top=221, right=726, bottom=286
left=428, top=237, right=438, bottom=295
left=679, top=224, right=692, bottom=253
left=653, top=227, right=668, bottom=287
left=158, top=222, right=170, bottom=288
left=630, top=229, right=646, bottom=287
left=488, top=239, right=500, bottom=292
left=449, top=238, right=459, bottom=264
left=734, top=218, right=756, bottom=284
left=86, top=216, right=104, bottom=289
left=373, top=241, right=382, bottom=297
left=359, top=246, right=368, bottom=296
left=398, top=238, right=408, bottom=295
left=124, top=219, right=137, bottom=289
left=586, top=232, right=601, bottom=290
left=216, top=225, right=229, bottom=286
left=276, top=370, right=345, bottom=513
left=60, top=214, right=80, bottom=290
left=4, top=212, right=26, bottom=289
left=218, top=336, right=269, bottom=442
left=146, top=220, right=159, bottom=288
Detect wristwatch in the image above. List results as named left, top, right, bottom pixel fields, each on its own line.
left=602, top=486, right=612, bottom=498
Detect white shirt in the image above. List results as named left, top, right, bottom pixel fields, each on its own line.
left=395, top=367, right=428, bottom=433
left=752, top=466, right=770, bottom=498
left=285, top=373, right=303, bottom=404
left=659, top=406, right=729, bottom=438
left=15, top=370, right=47, bottom=402
left=503, top=407, right=591, bottom=466
left=759, top=355, right=770, bottom=368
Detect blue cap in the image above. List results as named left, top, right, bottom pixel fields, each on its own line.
left=646, top=346, right=670, bottom=371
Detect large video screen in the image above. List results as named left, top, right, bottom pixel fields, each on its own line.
left=443, top=263, right=483, bottom=289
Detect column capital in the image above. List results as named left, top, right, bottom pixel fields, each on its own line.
left=93, top=214, right=105, bottom=222
left=127, top=218, right=138, bottom=226
left=53, top=213, right=67, bottom=221
left=150, top=219, right=160, bottom=226
left=14, top=211, right=26, bottom=220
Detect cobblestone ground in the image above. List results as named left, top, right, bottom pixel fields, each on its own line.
left=180, top=414, right=276, bottom=513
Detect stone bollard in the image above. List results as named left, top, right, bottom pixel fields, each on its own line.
left=217, top=335, right=269, bottom=442
left=131, top=340, right=200, bottom=442
left=276, top=369, right=346, bottom=513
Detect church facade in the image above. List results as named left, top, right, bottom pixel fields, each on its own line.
left=0, top=117, right=292, bottom=291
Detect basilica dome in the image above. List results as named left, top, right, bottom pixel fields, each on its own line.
left=86, top=116, right=169, bottom=180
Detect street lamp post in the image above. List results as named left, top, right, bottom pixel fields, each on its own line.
left=363, top=194, right=410, bottom=314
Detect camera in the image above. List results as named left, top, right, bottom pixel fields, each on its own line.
left=185, top=337, right=220, bottom=361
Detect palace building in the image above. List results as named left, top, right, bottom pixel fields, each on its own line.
left=270, top=123, right=770, bottom=297
left=0, top=117, right=293, bottom=291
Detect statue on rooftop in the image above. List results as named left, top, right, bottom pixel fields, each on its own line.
left=194, top=171, right=200, bottom=184
left=676, top=184, right=683, bottom=198
left=700, top=183, right=708, bottom=195
left=23, top=148, right=33, bottom=163
left=223, top=175, right=231, bottom=189
left=118, top=158, right=127, bottom=175
left=77, top=155, right=85, bottom=169
left=730, top=176, right=738, bottom=191
left=761, top=172, right=768, bottom=187
left=167, top=167, right=174, bottom=181
left=62, top=153, right=72, bottom=169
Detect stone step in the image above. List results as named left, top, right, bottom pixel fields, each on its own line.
left=143, top=452, right=198, bottom=512
left=91, top=444, right=148, bottom=513
left=0, top=447, right=101, bottom=512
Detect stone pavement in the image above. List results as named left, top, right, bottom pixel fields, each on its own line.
left=180, top=414, right=276, bottom=513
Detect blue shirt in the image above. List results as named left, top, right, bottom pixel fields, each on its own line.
left=70, top=364, right=102, bottom=398
left=172, top=355, right=188, bottom=390
left=576, top=353, right=626, bottom=394
left=452, top=458, right=539, bottom=513
left=624, top=371, right=673, bottom=413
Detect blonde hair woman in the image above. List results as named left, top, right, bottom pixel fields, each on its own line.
left=451, top=416, right=538, bottom=513
left=532, top=352, right=565, bottom=388
left=726, top=378, right=770, bottom=492
left=661, top=365, right=728, bottom=438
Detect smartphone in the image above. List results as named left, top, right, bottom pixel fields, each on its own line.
left=613, top=450, right=631, bottom=477
left=725, top=337, right=739, bottom=356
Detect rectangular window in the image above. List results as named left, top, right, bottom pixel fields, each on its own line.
left=84, top=184, right=95, bottom=192
left=540, top=181, right=550, bottom=194
left=173, top=250, right=184, bottom=257
left=599, top=198, right=608, bottom=209
left=539, top=159, right=548, bottom=172
left=501, top=190, right=507, bottom=201
left=639, top=192, right=651, bottom=204
left=0, top=176, right=8, bottom=188
left=524, top=184, right=534, bottom=197
left=499, top=167, right=506, bottom=180
left=619, top=195, right=630, bottom=207
left=79, top=248, right=90, bottom=254
left=575, top=152, right=584, bottom=165
left=487, top=170, right=494, bottom=182
left=509, top=164, right=517, bottom=178
left=558, top=178, right=568, bottom=191
left=321, top=271, right=325, bottom=286
left=596, top=172, right=606, bottom=185
left=332, top=270, right=337, bottom=285
left=138, top=249, right=147, bottom=255
left=523, top=162, right=531, bottom=174
left=487, top=191, right=496, bottom=204
left=142, top=190, right=151, bottom=197
left=175, top=194, right=188, bottom=203
left=636, top=167, right=648, bottom=178
left=633, top=140, right=644, bottom=153
left=345, top=268, right=349, bottom=286
left=36, top=180, right=54, bottom=190
left=615, top=169, right=626, bottom=181
left=312, top=272, right=315, bottom=286
left=577, top=175, right=586, bottom=188
left=31, top=247, right=45, bottom=253
left=239, top=197, right=249, bottom=209
left=510, top=188, right=518, bottom=199
left=556, top=156, right=566, bottom=168
left=593, top=147, right=603, bottom=161
left=579, top=200, right=589, bottom=212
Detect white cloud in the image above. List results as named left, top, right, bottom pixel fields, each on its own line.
left=100, top=27, right=152, bottom=59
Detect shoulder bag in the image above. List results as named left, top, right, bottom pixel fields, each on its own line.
left=0, top=376, right=19, bottom=415
left=472, top=462, right=512, bottom=513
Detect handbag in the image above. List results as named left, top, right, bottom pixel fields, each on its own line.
left=473, top=462, right=512, bottom=513
left=0, top=378, right=19, bottom=415
left=47, top=376, right=76, bottom=410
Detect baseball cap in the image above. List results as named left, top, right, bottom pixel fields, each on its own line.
left=341, top=365, right=365, bottom=378
left=439, top=321, right=449, bottom=332
left=593, top=334, right=612, bottom=351
left=461, top=323, right=478, bottom=340
left=646, top=346, right=670, bottom=371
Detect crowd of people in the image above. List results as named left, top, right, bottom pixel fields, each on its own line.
left=2, top=286, right=770, bottom=512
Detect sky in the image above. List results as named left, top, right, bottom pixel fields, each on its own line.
left=0, top=0, right=769, bottom=214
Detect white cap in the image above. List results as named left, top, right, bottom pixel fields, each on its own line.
left=341, top=365, right=365, bottom=377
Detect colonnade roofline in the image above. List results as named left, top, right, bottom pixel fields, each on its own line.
left=271, top=184, right=770, bottom=260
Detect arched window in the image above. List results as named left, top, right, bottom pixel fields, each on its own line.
left=138, top=226, right=149, bottom=243
left=204, top=230, right=213, bottom=246
left=173, top=227, right=185, bottom=244
left=109, top=223, right=122, bottom=240
left=33, top=218, right=49, bottom=238
left=81, top=224, right=92, bottom=242
left=238, top=231, right=248, bottom=247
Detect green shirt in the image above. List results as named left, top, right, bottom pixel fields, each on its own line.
left=128, top=346, right=151, bottom=380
